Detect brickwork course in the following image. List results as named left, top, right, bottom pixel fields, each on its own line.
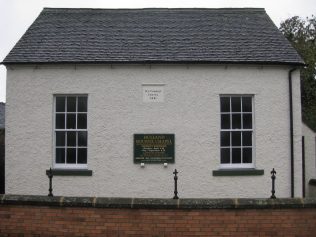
left=0, top=206, right=316, bottom=237
left=1, top=195, right=316, bottom=236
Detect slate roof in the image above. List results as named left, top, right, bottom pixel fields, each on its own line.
left=2, top=8, right=304, bottom=65
left=0, top=103, right=4, bottom=129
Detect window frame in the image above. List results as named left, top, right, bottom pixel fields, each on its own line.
left=219, top=95, right=255, bottom=169
left=53, top=95, right=88, bottom=169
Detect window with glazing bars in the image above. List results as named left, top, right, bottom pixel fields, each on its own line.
left=220, top=96, right=254, bottom=168
left=54, top=96, right=87, bottom=168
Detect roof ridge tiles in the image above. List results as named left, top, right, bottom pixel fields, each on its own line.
left=42, top=7, right=266, bottom=11
left=41, top=8, right=267, bottom=15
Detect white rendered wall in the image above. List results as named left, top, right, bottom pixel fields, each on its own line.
left=5, top=64, right=302, bottom=198
left=302, top=123, right=316, bottom=197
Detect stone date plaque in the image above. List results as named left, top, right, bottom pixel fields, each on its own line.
left=142, top=85, right=164, bottom=103
left=134, top=134, right=175, bottom=164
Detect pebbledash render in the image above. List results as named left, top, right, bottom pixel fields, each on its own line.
left=2, top=8, right=304, bottom=198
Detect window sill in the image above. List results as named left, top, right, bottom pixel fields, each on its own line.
left=46, top=169, right=93, bottom=176
left=212, top=169, right=264, bottom=176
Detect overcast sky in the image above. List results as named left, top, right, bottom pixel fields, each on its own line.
left=0, top=0, right=315, bottom=102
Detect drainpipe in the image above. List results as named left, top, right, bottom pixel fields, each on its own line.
left=289, top=67, right=297, bottom=198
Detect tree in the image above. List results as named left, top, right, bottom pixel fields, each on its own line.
left=279, top=16, right=316, bottom=130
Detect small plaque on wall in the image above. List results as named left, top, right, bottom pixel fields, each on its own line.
left=134, top=134, right=175, bottom=163
left=142, top=84, right=164, bottom=102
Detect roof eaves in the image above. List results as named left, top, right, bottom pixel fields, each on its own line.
left=303, top=120, right=316, bottom=133
left=0, top=60, right=306, bottom=67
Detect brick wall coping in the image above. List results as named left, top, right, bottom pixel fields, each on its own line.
left=1, top=195, right=316, bottom=209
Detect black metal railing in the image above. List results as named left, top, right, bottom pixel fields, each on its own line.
left=270, top=168, right=276, bottom=199
left=47, top=168, right=53, bottom=197
left=173, top=169, right=179, bottom=199
left=46, top=167, right=280, bottom=200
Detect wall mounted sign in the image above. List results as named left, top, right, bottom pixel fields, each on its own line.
left=134, top=134, right=175, bottom=163
left=142, top=84, right=164, bottom=102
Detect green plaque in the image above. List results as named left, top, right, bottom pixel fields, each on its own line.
left=134, top=134, right=175, bottom=163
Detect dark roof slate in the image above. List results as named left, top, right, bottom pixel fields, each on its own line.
left=2, top=8, right=304, bottom=65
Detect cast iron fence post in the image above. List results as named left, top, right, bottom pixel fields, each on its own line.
left=173, top=169, right=179, bottom=199
left=47, top=168, right=53, bottom=197
left=270, top=168, right=276, bottom=199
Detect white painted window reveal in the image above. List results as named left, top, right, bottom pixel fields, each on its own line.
left=54, top=95, right=88, bottom=169
left=220, top=95, right=254, bottom=169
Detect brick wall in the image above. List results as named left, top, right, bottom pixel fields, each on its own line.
left=1, top=195, right=316, bottom=236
